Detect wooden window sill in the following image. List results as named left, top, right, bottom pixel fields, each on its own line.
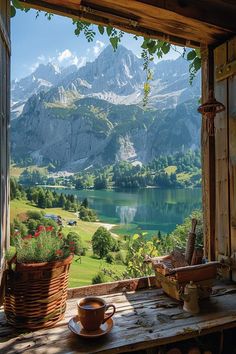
left=1, top=278, right=236, bottom=353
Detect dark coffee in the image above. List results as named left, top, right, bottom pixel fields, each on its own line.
left=78, top=296, right=116, bottom=331
left=81, top=301, right=103, bottom=310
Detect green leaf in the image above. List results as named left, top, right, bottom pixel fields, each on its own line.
left=12, top=0, right=23, bottom=9
left=187, top=50, right=196, bottom=61
left=133, top=234, right=140, bottom=240
left=161, top=43, right=170, bottom=55
left=110, top=37, right=119, bottom=51
left=147, top=40, right=156, bottom=49
left=98, top=25, right=104, bottom=35
left=11, top=5, right=16, bottom=17
left=141, top=38, right=149, bottom=49
left=106, top=26, right=113, bottom=36
left=194, top=56, right=201, bottom=71
left=74, top=28, right=81, bottom=36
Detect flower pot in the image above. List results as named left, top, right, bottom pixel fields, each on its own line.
left=4, top=254, right=73, bottom=330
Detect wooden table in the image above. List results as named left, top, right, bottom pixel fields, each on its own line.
left=1, top=278, right=236, bottom=354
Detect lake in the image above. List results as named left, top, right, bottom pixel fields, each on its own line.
left=60, top=188, right=202, bottom=237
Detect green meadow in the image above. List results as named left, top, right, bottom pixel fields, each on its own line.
left=10, top=199, right=125, bottom=287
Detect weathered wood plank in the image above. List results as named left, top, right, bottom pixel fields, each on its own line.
left=19, top=0, right=199, bottom=48
left=228, top=37, right=236, bottom=281
left=2, top=284, right=236, bottom=353
left=19, top=0, right=236, bottom=46
left=214, top=42, right=230, bottom=269
left=0, top=0, right=10, bottom=305
left=201, top=45, right=216, bottom=261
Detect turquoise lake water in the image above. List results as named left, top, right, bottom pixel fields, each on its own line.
left=60, top=188, right=202, bottom=236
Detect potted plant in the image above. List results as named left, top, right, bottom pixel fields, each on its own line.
left=4, top=226, right=77, bottom=330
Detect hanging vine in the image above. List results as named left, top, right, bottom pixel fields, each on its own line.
left=11, top=1, right=201, bottom=106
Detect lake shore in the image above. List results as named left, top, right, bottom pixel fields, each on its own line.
left=92, top=221, right=119, bottom=238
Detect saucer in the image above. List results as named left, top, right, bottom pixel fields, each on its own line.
left=68, top=316, right=114, bottom=338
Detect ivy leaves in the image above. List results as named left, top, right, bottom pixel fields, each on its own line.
left=187, top=49, right=201, bottom=84
left=141, top=39, right=172, bottom=106
left=73, top=22, right=124, bottom=51
left=11, top=0, right=29, bottom=17
left=140, top=38, right=201, bottom=104
left=74, top=20, right=96, bottom=42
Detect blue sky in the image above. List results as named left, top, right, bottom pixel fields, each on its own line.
left=11, top=9, right=180, bottom=80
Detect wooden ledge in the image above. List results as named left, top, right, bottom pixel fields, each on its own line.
left=1, top=280, right=236, bottom=353
left=67, top=275, right=157, bottom=299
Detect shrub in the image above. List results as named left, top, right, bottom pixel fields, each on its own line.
left=110, top=238, right=120, bottom=252
left=27, top=218, right=40, bottom=234
left=26, top=210, right=44, bottom=221
left=106, top=253, right=114, bottom=264
left=66, top=232, right=82, bottom=256
left=114, top=251, right=125, bottom=264
left=79, top=206, right=97, bottom=222
left=92, top=272, right=107, bottom=284
left=159, top=209, right=203, bottom=254
left=92, top=226, right=113, bottom=259
left=124, top=233, right=159, bottom=278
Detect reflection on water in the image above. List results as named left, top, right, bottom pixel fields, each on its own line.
left=116, top=206, right=137, bottom=224
left=60, top=188, right=202, bottom=235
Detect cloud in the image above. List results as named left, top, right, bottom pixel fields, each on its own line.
left=28, top=49, right=87, bottom=76
left=58, top=49, right=72, bottom=62
left=56, top=49, right=86, bottom=68
left=37, top=55, right=46, bottom=62
left=93, top=40, right=105, bottom=56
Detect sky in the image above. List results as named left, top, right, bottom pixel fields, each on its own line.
left=11, top=9, right=181, bottom=80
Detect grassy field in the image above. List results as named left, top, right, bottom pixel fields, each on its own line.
left=176, top=172, right=193, bottom=182
left=164, top=165, right=177, bottom=175
left=68, top=256, right=125, bottom=287
left=10, top=199, right=125, bottom=287
left=10, top=164, right=48, bottom=178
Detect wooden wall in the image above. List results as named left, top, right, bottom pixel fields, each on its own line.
left=202, top=37, right=236, bottom=280
left=0, top=0, right=10, bottom=294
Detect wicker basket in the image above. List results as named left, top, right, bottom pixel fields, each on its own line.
left=4, top=254, right=73, bottom=330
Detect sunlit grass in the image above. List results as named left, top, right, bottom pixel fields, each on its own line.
left=176, top=172, right=193, bottom=181
left=10, top=164, right=48, bottom=178
left=68, top=253, right=125, bottom=287
left=164, top=165, right=177, bottom=175
left=10, top=199, right=125, bottom=287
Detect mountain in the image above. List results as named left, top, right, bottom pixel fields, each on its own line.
left=11, top=63, right=77, bottom=119
left=12, top=45, right=200, bottom=112
left=11, top=45, right=201, bottom=170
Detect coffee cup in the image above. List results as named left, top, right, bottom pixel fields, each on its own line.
left=77, top=296, right=116, bottom=331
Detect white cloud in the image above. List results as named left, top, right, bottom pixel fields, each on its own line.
left=37, top=54, right=46, bottom=62
left=93, top=40, right=105, bottom=56
left=56, top=49, right=86, bottom=68
left=27, top=49, right=88, bottom=76
left=58, top=49, right=72, bottom=62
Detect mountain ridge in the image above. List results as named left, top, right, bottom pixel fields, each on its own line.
left=11, top=45, right=201, bottom=171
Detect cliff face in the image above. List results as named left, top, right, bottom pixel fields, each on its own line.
left=11, top=45, right=201, bottom=170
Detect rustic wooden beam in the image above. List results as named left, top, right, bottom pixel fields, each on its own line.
left=19, top=0, right=200, bottom=47
left=136, top=0, right=236, bottom=34
left=83, top=0, right=234, bottom=44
